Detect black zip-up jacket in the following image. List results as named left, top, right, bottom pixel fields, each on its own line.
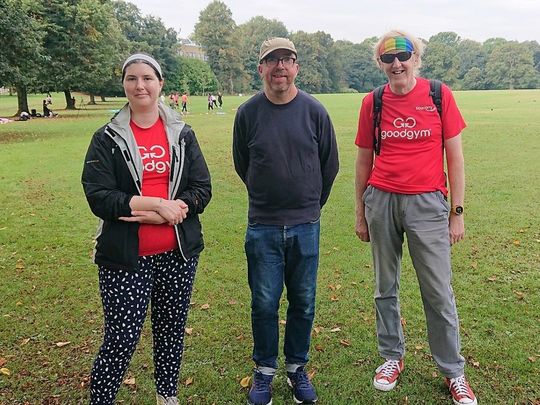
left=82, top=102, right=211, bottom=270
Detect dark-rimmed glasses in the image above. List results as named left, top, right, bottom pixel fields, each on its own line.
left=379, top=51, right=413, bottom=64
left=263, top=56, right=296, bottom=67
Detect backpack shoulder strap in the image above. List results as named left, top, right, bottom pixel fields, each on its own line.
left=429, top=79, right=443, bottom=118
left=372, top=84, right=385, bottom=155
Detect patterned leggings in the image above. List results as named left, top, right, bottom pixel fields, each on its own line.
left=90, top=251, right=197, bottom=404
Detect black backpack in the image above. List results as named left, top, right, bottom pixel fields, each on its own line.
left=372, top=79, right=442, bottom=155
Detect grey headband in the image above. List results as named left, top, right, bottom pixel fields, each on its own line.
left=122, top=53, right=163, bottom=79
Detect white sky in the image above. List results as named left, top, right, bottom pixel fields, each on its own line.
left=128, top=0, right=540, bottom=44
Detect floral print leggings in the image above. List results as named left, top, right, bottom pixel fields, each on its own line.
left=90, top=251, right=197, bottom=404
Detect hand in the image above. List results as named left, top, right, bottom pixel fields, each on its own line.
left=156, top=199, right=188, bottom=226
left=119, top=211, right=167, bottom=224
left=449, top=214, right=465, bottom=245
left=355, top=216, right=370, bottom=242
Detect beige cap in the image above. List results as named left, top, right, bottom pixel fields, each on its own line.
left=259, top=37, right=297, bottom=62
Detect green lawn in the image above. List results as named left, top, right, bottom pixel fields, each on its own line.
left=0, top=90, right=539, bottom=404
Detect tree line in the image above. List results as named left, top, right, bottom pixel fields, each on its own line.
left=1, top=0, right=539, bottom=116
left=194, top=1, right=540, bottom=94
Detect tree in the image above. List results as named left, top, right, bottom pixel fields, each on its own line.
left=333, top=38, right=385, bottom=92
left=177, top=57, right=218, bottom=95
left=485, top=42, right=539, bottom=89
left=457, top=39, right=487, bottom=87
left=41, top=0, right=124, bottom=108
left=291, top=31, right=338, bottom=94
left=193, top=0, right=248, bottom=93
left=236, top=16, right=289, bottom=90
left=421, top=42, right=460, bottom=87
left=0, top=0, right=44, bottom=115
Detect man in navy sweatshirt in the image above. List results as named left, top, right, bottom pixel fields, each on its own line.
left=233, top=37, right=339, bottom=405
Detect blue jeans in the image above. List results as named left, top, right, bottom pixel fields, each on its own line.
left=245, top=220, right=320, bottom=370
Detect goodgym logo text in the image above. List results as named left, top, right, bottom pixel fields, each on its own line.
left=381, top=116, right=432, bottom=140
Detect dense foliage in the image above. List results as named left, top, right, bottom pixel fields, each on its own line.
left=1, top=0, right=539, bottom=115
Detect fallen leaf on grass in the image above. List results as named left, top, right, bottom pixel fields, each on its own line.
left=20, top=338, right=30, bottom=346
left=123, top=377, right=136, bottom=386
left=512, top=240, right=521, bottom=246
left=528, top=356, right=536, bottom=363
left=415, top=345, right=424, bottom=350
left=55, top=341, right=71, bottom=347
left=330, top=295, right=339, bottom=302
left=487, top=275, right=497, bottom=282
left=15, top=261, right=25, bottom=270
left=185, top=327, right=193, bottom=335
left=340, top=339, right=351, bottom=347
left=184, top=377, right=194, bottom=386
left=279, top=319, right=287, bottom=325
left=0, top=358, right=6, bottom=367
left=228, top=300, right=237, bottom=305
left=330, top=327, right=341, bottom=333
left=513, top=291, right=525, bottom=300
left=0, top=368, right=10, bottom=376
left=307, top=370, right=316, bottom=380
left=240, top=375, right=251, bottom=388
left=315, top=344, right=324, bottom=352
left=471, top=360, right=480, bottom=368
left=313, top=326, right=324, bottom=334
left=200, top=303, right=210, bottom=310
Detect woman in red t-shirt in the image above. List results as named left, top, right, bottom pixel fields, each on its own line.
left=354, top=30, right=477, bottom=405
left=82, top=53, right=211, bottom=404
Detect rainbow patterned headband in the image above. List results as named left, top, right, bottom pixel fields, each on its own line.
left=380, top=37, right=414, bottom=54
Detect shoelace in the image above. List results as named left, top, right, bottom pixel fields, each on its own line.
left=449, top=376, right=472, bottom=398
left=252, top=372, right=272, bottom=392
left=292, top=369, right=312, bottom=389
left=379, top=360, right=400, bottom=378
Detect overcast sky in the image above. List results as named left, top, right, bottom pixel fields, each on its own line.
left=128, top=0, right=539, bottom=44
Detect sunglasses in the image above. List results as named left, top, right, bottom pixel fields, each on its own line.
left=379, top=51, right=413, bottom=64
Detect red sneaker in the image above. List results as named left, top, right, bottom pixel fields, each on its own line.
left=373, top=358, right=404, bottom=391
left=445, top=375, right=477, bottom=405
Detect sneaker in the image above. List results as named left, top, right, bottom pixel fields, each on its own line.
left=373, top=358, right=404, bottom=391
left=445, top=375, right=477, bottom=405
left=248, top=369, right=273, bottom=405
left=286, top=366, right=318, bottom=404
left=156, top=394, right=178, bottom=405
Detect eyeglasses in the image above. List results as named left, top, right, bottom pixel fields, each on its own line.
left=379, top=51, right=413, bottom=64
left=263, top=56, right=296, bottom=67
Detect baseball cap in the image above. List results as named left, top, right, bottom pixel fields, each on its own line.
left=259, top=37, right=297, bottom=62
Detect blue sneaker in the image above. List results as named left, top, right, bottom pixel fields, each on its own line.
left=287, top=366, right=318, bottom=404
left=248, top=369, right=273, bottom=405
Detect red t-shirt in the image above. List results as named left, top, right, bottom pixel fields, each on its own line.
left=130, top=118, right=177, bottom=256
left=355, top=77, right=466, bottom=196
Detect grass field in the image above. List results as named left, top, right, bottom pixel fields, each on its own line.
left=0, top=90, right=539, bottom=404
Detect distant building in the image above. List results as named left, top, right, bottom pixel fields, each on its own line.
left=178, top=38, right=207, bottom=61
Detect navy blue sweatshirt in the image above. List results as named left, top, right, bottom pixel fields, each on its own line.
left=233, top=90, right=339, bottom=226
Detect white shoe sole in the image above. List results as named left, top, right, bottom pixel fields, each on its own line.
left=452, top=398, right=477, bottom=405
left=373, top=377, right=397, bottom=391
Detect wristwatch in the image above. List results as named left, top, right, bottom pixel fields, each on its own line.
left=451, top=205, right=464, bottom=216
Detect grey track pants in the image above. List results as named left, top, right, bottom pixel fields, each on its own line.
left=363, top=185, right=465, bottom=378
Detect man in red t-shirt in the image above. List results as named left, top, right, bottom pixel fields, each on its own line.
left=355, top=31, right=477, bottom=405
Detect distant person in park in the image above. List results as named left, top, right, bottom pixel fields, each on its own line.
left=354, top=30, right=477, bottom=405
left=43, top=99, right=53, bottom=117
left=181, top=92, right=188, bottom=114
left=81, top=52, right=212, bottom=405
left=233, top=37, right=339, bottom=405
left=217, top=91, right=223, bottom=109
left=46, top=93, right=52, bottom=105
left=207, top=93, right=214, bottom=112
left=211, top=93, right=218, bottom=109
